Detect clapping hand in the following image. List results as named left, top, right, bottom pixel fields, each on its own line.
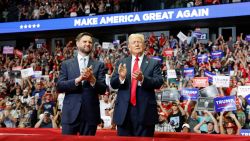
left=118, top=64, right=127, bottom=81
left=82, top=66, right=96, bottom=84
left=132, top=70, right=143, bottom=82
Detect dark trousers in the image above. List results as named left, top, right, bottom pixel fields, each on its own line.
left=62, top=103, right=97, bottom=136
left=117, top=104, right=155, bottom=137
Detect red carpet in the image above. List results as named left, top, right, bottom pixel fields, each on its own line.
left=0, top=128, right=249, bottom=141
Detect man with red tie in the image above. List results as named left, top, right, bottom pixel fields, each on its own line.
left=110, top=33, right=164, bottom=137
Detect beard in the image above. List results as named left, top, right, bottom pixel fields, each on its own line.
left=79, top=46, right=92, bottom=55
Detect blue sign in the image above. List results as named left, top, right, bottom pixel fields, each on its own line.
left=240, top=129, right=250, bottom=136
left=184, top=68, right=195, bottom=78
left=211, top=50, right=224, bottom=60
left=197, top=54, right=208, bottom=63
left=192, top=31, right=207, bottom=40
left=181, top=88, right=199, bottom=100
left=1, top=2, right=250, bottom=34
left=245, top=94, right=250, bottom=105
left=214, top=96, right=236, bottom=112
left=151, top=56, right=162, bottom=62
left=246, top=35, right=250, bottom=42
left=204, top=70, right=215, bottom=83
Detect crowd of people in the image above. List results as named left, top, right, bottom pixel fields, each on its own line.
left=0, top=0, right=250, bottom=22
left=0, top=30, right=250, bottom=136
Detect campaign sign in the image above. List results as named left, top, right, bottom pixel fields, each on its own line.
left=204, top=70, right=215, bottom=83
left=245, top=35, right=250, bottom=42
left=192, top=31, right=207, bottom=40
left=21, top=68, right=34, bottom=78
left=213, top=76, right=230, bottom=87
left=245, top=94, right=250, bottom=105
left=33, top=71, right=42, bottom=78
left=184, top=68, right=195, bottom=78
left=197, top=54, right=208, bottom=63
left=167, top=70, right=177, bottom=78
left=192, top=77, right=209, bottom=87
left=181, top=88, right=199, bottom=100
left=237, top=86, right=250, bottom=97
left=199, top=85, right=219, bottom=98
left=197, top=97, right=214, bottom=111
left=163, top=49, right=174, bottom=57
left=240, top=129, right=250, bottom=136
left=177, top=31, right=188, bottom=42
left=211, top=50, right=224, bottom=60
left=151, top=56, right=162, bottom=61
left=161, top=89, right=180, bottom=102
left=3, top=46, right=14, bottom=54
left=214, top=96, right=236, bottom=112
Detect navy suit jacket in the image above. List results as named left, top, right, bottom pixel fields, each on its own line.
left=110, top=55, right=163, bottom=126
left=57, top=57, right=106, bottom=125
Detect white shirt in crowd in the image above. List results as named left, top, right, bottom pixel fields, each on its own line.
left=99, top=100, right=111, bottom=117
left=57, top=93, right=65, bottom=110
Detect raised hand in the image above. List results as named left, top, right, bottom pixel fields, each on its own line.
left=118, top=63, right=127, bottom=81
left=229, top=113, right=236, bottom=119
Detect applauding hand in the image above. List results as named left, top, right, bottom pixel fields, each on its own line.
left=118, top=64, right=127, bottom=81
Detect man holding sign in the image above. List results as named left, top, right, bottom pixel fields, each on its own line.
left=57, top=32, right=106, bottom=135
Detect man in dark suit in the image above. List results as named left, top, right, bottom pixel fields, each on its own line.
left=110, top=33, right=164, bottom=137
left=57, top=32, right=106, bottom=135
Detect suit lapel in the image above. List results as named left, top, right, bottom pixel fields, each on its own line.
left=141, top=55, right=149, bottom=73
left=126, top=56, right=132, bottom=83
left=87, top=58, right=95, bottom=69
left=72, top=57, right=80, bottom=77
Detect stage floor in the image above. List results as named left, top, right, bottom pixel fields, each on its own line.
left=0, top=128, right=249, bottom=141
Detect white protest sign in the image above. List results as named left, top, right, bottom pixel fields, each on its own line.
left=102, top=42, right=110, bottom=49
left=167, top=70, right=177, bottom=78
left=21, top=68, right=34, bottom=78
left=238, top=86, right=250, bottom=97
left=102, top=42, right=114, bottom=50
left=177, top=31, right=188, bottom=42
left=33, top=71, right=42, bottom=78
left=41, top=75, right=50, bottom=81
left=213, top=76, right=230, bottom=87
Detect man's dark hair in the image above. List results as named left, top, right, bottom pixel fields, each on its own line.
left=75, top=32, right=93, bottom=41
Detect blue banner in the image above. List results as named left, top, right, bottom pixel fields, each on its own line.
left=184, top=68, right=195, bottom=78
left=240, top=129, right=250, bottom=136
left=211, top=50, right=224, bottom=60
left=181, top=88, right=199, bottom=100
left=214, top=96, right=236, bottom=112
left=204, top=70, right=215, bottom=83
left=1, top=2, right=250, bottom=34
left=245, top=94, right=250, bottom=105
left=197, top=54, right=208, bottom=63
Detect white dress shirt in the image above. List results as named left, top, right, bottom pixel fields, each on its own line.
left=77, top=53, right=89, bottom=72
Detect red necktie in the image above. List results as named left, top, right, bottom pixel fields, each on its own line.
left=131, top=56, right=139, bottom=106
